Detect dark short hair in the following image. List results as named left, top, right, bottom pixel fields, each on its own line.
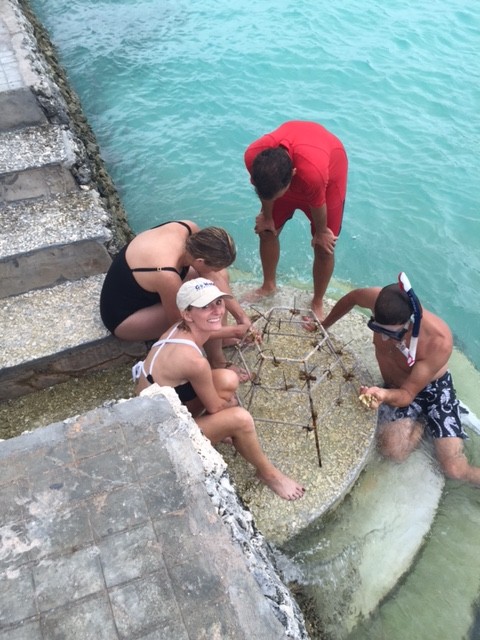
left=251, top=148, right=293, bottom=200
left=374, top=283, right=415, bottom=324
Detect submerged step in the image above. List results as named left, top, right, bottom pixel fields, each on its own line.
left=0, top=190, right=113, bottom=297
left=286, top=447, right=445, bottom=640
left=0, top=274, right=144, bottom=400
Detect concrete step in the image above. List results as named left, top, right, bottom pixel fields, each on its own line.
left=0, top=122, right=77, bottom=174
left=0, top=274, right=145, bottom=400
left=0, top=123, right=79, bottom=204
left=0, top=87, right=48, bottom=131
left=0, top=164, right=78, bottom=203
left=0, top=190, right=113, bottom=297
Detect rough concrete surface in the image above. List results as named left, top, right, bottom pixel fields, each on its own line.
left=0, top=386, right=308, bottom=638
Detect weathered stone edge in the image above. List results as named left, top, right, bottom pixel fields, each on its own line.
left=16, top=0, right=134, bottom=252
left=141, top=385, right=310, bottom=639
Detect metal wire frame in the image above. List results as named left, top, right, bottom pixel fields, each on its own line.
left=231, top=306, right=365, bottom=467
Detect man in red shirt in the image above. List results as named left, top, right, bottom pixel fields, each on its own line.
left=244, top=120, right=348, bottom=322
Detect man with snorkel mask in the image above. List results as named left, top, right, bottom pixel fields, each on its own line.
left=322, top=273, right=480, bottom=486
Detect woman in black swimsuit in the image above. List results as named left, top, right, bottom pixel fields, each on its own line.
left=100, top=220, right=253, bottom=369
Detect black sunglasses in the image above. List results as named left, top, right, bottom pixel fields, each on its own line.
left=367, top=317, right=409, bottom=341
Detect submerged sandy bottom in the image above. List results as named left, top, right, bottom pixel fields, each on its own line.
left=220, top=286, right=380, bottom=546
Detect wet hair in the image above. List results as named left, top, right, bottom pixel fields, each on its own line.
left=251, top=148, right=293, bottom=200
left=374, top=283, right=421, bottom=324
left=185, top=227, right=236, bottom=269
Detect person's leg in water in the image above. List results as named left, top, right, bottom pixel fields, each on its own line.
left=196, top=404, right=305, bottom=500
left=242, top=203, right=292, bottom=303
left=304, top=195, right=344, bottom=328
left=434, top=437, right=480, bottom=485
left=377, top=417, right=424, bottom=462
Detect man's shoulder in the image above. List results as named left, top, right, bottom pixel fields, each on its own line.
left=346, top=287, right=381, bottom=309
left=423, top=309, right=452, bottom=336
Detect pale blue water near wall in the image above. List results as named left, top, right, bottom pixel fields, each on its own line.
left=31, top=0, right=480, bottom=371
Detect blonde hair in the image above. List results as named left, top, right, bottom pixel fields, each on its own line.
left=185, top=227, right=236, bottom=268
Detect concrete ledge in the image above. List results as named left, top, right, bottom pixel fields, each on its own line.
left=0, top=86, right=47, bottom=130
left=1, top=274, right=109, bottom=369
left=0, top=165, right=77, bottom=202
left=0, top=274, right=146, bottom=399
left=0, top=334, right=145, bottom=401
left=0, top=123, right=77, bottom=173
left=0, top=386, right=308, bottom=638
left=0, top=240, right=112, bottom=298
left=0, top=190, right=110, bottom=255
left=0, top=190, right=113, bottom=295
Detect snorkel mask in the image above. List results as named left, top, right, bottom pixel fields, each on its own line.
left=397, top=272, right=422, bottom=366
left=367, top=318, right=410, bottom=342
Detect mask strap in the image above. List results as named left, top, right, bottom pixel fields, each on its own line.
left=398, top=272, right=422, bottom=366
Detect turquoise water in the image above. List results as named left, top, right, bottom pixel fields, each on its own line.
left=29, top=1, right=480, bottom=637
left=31, top=0, right=480, bottom=370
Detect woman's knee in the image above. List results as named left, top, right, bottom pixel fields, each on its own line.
left=213, top=368, right=239, bottom=394
left=231, top=407, right=255, bottom=434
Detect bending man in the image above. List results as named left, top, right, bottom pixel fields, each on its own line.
left=244, top=120, right=348, bottom=321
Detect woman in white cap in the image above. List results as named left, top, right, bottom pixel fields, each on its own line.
left=132, top=277, right=305, bottom=501
left=100, top=220, right=252, bottom=373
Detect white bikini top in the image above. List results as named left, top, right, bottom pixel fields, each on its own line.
left=132, top=324, right=203, bottom=384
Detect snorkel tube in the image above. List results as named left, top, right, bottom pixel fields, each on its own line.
left=398, top=272, right=422, bottom=366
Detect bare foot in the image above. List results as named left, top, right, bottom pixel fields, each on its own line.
left=301, top=315, right=320, bottom=332
left=214, top=361, right=253, bottom=383
left=301, top=300, right=325, bottom=331
left=310, top=300, right=324, bottom=323
left=240, top=286, right=277, bottom=304
left=257, top=469, right=306, bottom=500
left=226, top=363, right=253, bottom=383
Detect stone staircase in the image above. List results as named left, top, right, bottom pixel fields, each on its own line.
left=0, top=17, right=143, bottom=401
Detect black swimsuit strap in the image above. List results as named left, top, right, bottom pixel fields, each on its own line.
left=152, top=220, right=193, bottom=235
left=130, top=221, right=193, bottom=276
left=131, top=266, right=180, bottom=274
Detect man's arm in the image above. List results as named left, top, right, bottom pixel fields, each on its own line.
left=310, top=205, right=336, bottom=254
left=255, top=200, right=277, bottom=235
left=322, top=287, right=381, bottom=330
left=361, top=339, right=448, bottom=408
